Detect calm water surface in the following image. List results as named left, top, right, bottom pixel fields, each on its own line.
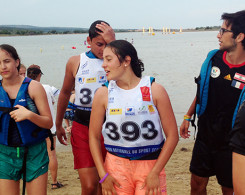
left=0, top=31, right=220, bottom=139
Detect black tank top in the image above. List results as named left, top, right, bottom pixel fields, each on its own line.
left=8, top=99, right=22, bottom=146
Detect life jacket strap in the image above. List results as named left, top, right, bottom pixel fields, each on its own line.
left=21, top=147, right=28, bottom=195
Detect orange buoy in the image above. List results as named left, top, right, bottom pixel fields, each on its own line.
left=72, top=46, right=76, bottom=49
left=87, top=45, right=91, bottom=48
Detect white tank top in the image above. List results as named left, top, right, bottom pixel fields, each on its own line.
left=102, top=76, right=165, bottom=159
left=74, top=52, right=107, bottom=110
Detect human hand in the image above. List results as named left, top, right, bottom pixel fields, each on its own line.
left=101, top=174, right=120, bottom=195
left=179, top=120, right=190, bottom=139
left=9, top=105, right=31, bottom=122
left=96, top=22, right=115, bottom=44
left=56, top=125, right=68, bottom=145
left=66, top=126, right=72, bottom=133
left=141, top=172, right=161, bottom=195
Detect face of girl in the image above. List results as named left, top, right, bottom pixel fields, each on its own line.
left=102, top=47, right=124, bottom=81
left=0, top=49, right=19, bottom=79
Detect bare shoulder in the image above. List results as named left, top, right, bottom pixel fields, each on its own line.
left=28, top=80, right=45, bottom=98
left=151, top=82, right=167, bottom=96
left=66, top=55, right=80, bottom=75
left=95, top=86, right=108, bottom=98
left=67, top=55, right=80, bottom=65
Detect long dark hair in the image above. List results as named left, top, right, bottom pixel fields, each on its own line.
left=0, top=44, right=21, bottom=71
left=105, top=40, right=144, bottom=78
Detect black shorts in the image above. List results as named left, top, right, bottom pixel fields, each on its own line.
left=190, top=139, right=233, bottom=188
left=230, top=101, right=245, bottom=156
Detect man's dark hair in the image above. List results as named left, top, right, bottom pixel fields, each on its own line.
left=222, top=10, right=245, bottom=49
left=89, top=20, right=110, bottom=40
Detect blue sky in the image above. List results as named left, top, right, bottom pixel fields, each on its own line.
left=1, top=0, right=244, bottom=29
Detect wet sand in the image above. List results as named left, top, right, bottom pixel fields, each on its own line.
left=46, top=138, right=221, bottom=195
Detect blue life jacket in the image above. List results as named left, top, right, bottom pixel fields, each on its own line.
left=195, top=49, right=245, bottom=128
left=0, top=77, right=50, bottom=146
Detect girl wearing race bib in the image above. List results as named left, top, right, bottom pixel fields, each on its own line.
left=89, top=40, right=179, bottom=195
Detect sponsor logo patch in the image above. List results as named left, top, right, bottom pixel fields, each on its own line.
left=211, top=66, right=220, bottom=78
left=109, top=108, right=122, bottom=115
left=125, top=107, right=135, bottom=115
left=138, top=106, right=148, bottom=115
left=224, top=74, right=232, bottom=81
left=86, top=77, right=96, bottom=83
left=82, top=69, right=89, bottom=75
left=78, top=77, right=85, bottom=84
left=148, top=105, right=155, bottom=114
left=98, top=75, right=107, bottom=83
left=108, top=97, right=114, bottom=103
left=140, top=86, right=151, bottom=101
left=81, top=62, right=88, bottom=69
left=231, top=80, right=245, bottom=90
left=234, top=72, right=245, bottom=83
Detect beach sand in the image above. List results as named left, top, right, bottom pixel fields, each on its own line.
left=47, top=138, right=222, bottom=195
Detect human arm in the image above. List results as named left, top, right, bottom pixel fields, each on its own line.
left=96, top=22, right=115, bottom=44
left=179, top=96, right=196, bottom=139
left=143, top=82, right=179, bottom=194
left=10, top=80, right=53, bottom=129
left=89, top=87, right=120, bottom=195
left=230, top=101, right=245, bottom=195
left=55, top=55, right=79, bottom=145
left=233, top=152, right=245, bottom=195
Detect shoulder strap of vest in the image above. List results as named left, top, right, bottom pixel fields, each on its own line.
left=103, top=81, right=109, bottom=88
left=232, top=87, right=245, bottom=128
left=150, top=77, right=155, bottom=84
left=196, top=49, right=219, bottom=116
left=191, top=49, right=219, bottom=139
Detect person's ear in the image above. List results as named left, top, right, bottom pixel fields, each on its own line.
left=87, top=36, right=92, bottom=45
left=236, top=33, right=245, bottom=43
left=124, top=56, right=131, bottom=66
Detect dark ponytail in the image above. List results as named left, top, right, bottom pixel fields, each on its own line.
left=106, top=40, right=144, bottom=78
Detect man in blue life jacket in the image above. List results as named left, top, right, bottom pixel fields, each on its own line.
left=180, top=10, right=245, bottom=195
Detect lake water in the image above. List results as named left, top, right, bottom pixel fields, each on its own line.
left=0, top=31, right=220, bottom=140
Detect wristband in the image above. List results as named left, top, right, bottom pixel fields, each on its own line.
left=184, top=115, right=191, bottom=122
left=99, top=173, right=109, bottom=183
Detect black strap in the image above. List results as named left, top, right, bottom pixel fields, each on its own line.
left=48, top=130, right=54, bottom=151
left=0, top=107, right=18, bottom=132
left=190, top=76, right=199, bottom=140
left=21, top=147, right=28, bottom=195
left=0, top=107, right=18, bottom=113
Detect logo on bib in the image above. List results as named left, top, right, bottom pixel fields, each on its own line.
left=140, top=86, right=151, bottom=101
left=211, top=66, right=220, bottom=78
left=138, top=106, right=148, bottom=115
left=148, top=105, right=155, bottom=114
left=109, top=108, right=122, bottom=115
left=86, top=77, right=96, bottom=83
left=98, top=75, right=107, bottom=83
left=125, top=107, right=135, bottom=116
left=78, top=77, right=85, bottom=84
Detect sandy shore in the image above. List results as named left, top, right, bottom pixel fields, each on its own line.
left=46, top=138, right=221, bottom=195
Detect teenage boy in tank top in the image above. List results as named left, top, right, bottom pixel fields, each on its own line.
left=55, top=20, right=115, bottom=195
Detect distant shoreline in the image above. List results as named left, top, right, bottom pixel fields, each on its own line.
left=0, top=29, right=219, bottom=37
left=0, top=25, right=220, bottom=37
